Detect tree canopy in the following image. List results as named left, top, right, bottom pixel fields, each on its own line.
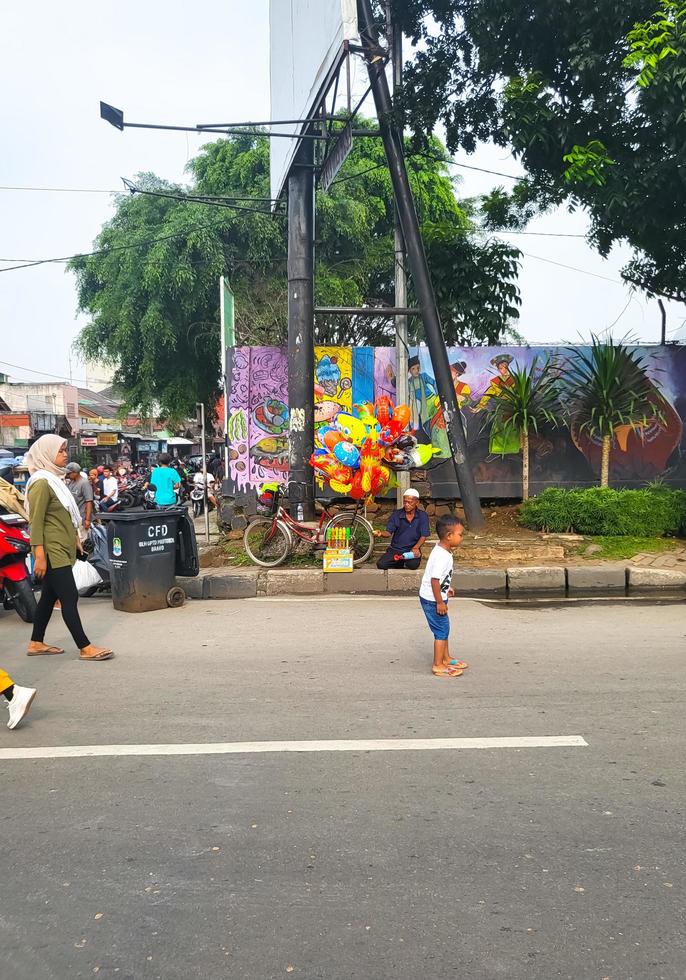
left=391, top=0, right=686, bottom=303
left=71, top=125, right=521, bottom=422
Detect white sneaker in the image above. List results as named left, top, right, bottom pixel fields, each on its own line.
left=7, top=685, right=37, bottom=730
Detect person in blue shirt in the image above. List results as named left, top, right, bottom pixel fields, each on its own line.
left=376, top=489, right=430, bottom=570
left=146, top=453, right=182, bottom=508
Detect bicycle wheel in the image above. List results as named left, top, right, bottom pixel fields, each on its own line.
left=326, top=513, right=374, bottom=566
left=243, top=518, right=292, bottom=568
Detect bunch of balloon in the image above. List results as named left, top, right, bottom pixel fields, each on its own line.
left=308, top=396, right=442, bottom=500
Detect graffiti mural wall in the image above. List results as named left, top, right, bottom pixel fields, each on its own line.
left=225, top=345, right=686, bottom=497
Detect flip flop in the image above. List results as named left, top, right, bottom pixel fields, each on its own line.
left=27, top=645, right=65, bottom=656
left=80, top=649, right=115, bottom=661
left=448, top=660, right=469, bottom=669
left=432, top=666, right=463, bottom=678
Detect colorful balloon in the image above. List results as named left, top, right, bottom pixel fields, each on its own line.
left=378, top=420, right=405, bottom=446
left=349, top=471, right=366, bottom=500
left=410, top=444, right=442, bottom=466
left=309, top=453, right=353, bottom=486
left=333, top=441, right=361, bottom=468
left=323, top=429, right=345, bottom=452
left=335, top=413, right=371, bottom=446
left=370, top=463, right=391, bottom=495
left=392, top=404, right=411, bottom=429
left=359, top=437, right=382, bottom=493
left=375, top=395, right=394, bottom=427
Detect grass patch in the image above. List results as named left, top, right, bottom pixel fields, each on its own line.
left=579, top=536, right=681, bottom=561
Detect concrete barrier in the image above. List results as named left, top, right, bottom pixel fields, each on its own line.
left=325, top=569, right=388, bottom=594
left=453, top=569, right=507, bottom=595
left=266, top=569, right=324, bottom=596
left=507, top=566, right=566, bottom=593
left=628, top=567, right=686, bottom=591
left=567, top=565, right=626, bottom=593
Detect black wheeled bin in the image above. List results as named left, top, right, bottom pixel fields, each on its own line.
left=98, top=507, right=198, bottom=612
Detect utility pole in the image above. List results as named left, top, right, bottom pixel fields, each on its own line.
left=357, top=0, right=484, bottom=528
left=386, top=1, right=410, bottom=507
left=287, top=134, right=316, bottom=520
left=658, top=298, right=667, bottom=345
left=196, top=402, right=210, bottom=542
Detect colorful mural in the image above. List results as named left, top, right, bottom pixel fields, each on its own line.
left=225, top=344, right=686, bottom=497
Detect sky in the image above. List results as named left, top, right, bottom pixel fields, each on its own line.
left=0, top=1, right=683, bottom=391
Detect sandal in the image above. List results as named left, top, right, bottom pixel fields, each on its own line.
left=432, top=666, right=463, bottom=678
left=27, top=644, right=65, bottom=656
left=448, top=660, right=469, bottom=670
left=80, top=648, right=115, bottom=661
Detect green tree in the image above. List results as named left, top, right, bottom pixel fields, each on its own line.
left=390, top=0, right=686, bottom=303
left=72, top=128, right=521, bottom=422
left=565, top=338, right=664, bottom=487
left=487, top=357, right=564, bottom=500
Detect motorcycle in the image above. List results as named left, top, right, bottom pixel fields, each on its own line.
left=79, top=523, right=111, bottom=598
left=190, top=484, right=206, bottom=518
left=0, top=511, right=37, bottom=622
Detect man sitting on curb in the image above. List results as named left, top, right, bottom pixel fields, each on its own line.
left=375, top=489, right=429, bottom=570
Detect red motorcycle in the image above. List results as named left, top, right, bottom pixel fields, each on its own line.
left=0, top=511, right=37, bottom=622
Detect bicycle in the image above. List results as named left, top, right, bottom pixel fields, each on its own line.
left=243, top=488, right=374, bottom=568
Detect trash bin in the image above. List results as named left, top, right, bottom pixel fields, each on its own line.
left=98, top=508, right=198, bottom=613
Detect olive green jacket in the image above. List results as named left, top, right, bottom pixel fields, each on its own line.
left=28, top=480, right=76, bottom=569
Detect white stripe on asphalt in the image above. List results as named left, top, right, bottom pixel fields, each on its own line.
left=0, top=735, right=587, bottom=761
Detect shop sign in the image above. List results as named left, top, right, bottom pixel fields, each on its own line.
left=81, top=437, right=98, bottom=447
left=97, top=433, right=119, bottom=447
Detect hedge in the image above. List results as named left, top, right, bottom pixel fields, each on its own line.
left=519, top=487, right=686, bottom=537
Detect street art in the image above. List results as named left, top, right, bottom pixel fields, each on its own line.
left=226, top=344, right=686, bottom=496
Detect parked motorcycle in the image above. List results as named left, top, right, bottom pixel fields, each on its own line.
left=0, top=511, right=37, bottom=622
left=190, top=484, right=206, bottom=518
left=79, top=523, right=111, bottom=597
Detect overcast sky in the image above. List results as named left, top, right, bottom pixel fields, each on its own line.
left=1, top=1, right=683, bottom=389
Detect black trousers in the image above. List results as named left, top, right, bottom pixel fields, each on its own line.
left=31, top=561, right=90, bottom=650
left=376, top=547, right=421, bottom=571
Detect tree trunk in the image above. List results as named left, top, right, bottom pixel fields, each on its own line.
left=522, top=429, right=530, bottom=501
left=600, top=435, right=611, bottom=487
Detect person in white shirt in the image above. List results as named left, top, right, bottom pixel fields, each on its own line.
left=418, top=514, right=467, bottom=678
left=192, top=469, right=217, bottom=508
left=100, top=466, right=119, bottom=511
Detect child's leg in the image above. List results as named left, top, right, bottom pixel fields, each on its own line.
left=433, top=638, right=449, bottom=668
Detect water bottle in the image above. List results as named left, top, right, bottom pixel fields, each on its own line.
left=394, top=551, right=416, bottom=561
left=296, top=503, right=304, bottom=521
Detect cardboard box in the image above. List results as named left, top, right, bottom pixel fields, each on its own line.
left=323, top=548, right=354, bottom=573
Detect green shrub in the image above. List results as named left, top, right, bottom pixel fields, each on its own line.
left=520, top=487, right=686, bottom=537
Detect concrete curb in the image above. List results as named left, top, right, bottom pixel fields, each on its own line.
left=177, top=564, right=686, bottom=600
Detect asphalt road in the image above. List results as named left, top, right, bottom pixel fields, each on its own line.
left=1, top=596, right=684, bottom=980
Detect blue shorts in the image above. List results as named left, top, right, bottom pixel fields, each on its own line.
left=420, top=596, right=450, bottom=640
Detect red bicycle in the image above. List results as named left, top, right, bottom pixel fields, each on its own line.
left=243, top=489, right=374, bottom=568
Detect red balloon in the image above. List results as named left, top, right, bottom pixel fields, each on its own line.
left=350, top=470, right=366, bottom=499
left=375, top=395, right=394, bottom=427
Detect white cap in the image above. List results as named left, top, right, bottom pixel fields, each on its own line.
left=403, top=488, right=420, bottom=499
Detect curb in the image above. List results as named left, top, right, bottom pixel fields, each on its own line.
left=178, top=564, right=686, bottom=600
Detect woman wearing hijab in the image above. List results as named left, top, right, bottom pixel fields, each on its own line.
left=25, top=435, right=114, bottom=662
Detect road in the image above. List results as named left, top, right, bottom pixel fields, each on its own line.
left=1, top=596, right=684, bottom=980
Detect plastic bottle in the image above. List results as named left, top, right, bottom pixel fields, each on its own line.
left=393, top=551, right=417, bottom=561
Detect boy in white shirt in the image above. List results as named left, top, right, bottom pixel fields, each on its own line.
left=419, top=515, right=467, bottom=678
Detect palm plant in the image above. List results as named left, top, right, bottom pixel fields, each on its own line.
left=487, top=356, right=564, bottom=500
left=565, top=337, right=664, bottom=487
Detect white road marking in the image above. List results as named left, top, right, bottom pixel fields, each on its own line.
left=0, top=735, right=587, bottom=761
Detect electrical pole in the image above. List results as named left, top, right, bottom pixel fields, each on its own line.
left=197, top=401, right=210, bottom=542
left=386, top=2, right=410, bottom=507
left=287, top=134, right=316, bottom=520
left=357, top=0, right=484, bottom=528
